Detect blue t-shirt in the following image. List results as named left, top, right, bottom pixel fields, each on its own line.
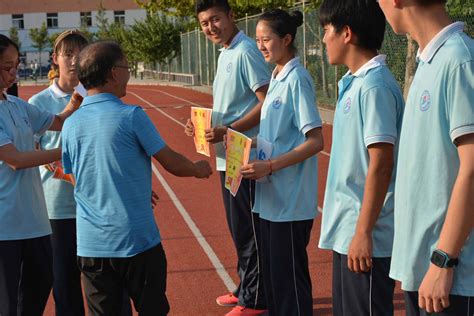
left=62, top=93, right=166, bottom=258
left=29, top=80, right=76, bottom=219
left=318, top=56, right=405, bottom=257
left=253, top=57, right=322, bottom=222
left=212, top=31, right=271, bottom=171
left=0, top=94, right=54, bottom=240
left=390, top=23, right=474, bottom=295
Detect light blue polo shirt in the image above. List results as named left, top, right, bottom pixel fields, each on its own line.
left=29, top=79, right=76, bottom=220
left=213, top=30, right=270, bottom=171
left=390, top=22, right=474, bottom=295
left=0, top=94, right=54, bottom=240
left=319, top=55, right=405, bottom=257
left=253, top=57, right=322, bottom=222
left=62, top=93, right=166, bottom=258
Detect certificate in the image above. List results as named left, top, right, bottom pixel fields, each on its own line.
left=225, top=128, right=252, bottom=196
left=44, top=161, right=75, bottom=186
left=190, top=107, right=212, bottom=157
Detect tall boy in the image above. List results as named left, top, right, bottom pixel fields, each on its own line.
left=378, top=0, right=474, bottom=315
left=185, top=1, right=269, bottom=315
left=317, top=0, right=405, bottom=315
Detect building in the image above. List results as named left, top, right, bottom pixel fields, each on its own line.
left=0, top=0, right=147, bottom=67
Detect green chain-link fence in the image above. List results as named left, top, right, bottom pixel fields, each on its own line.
left=168, top=5, right=473, bottom=107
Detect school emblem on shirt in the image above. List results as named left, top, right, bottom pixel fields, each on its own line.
left=272, top=97, right=282, bottom=109
left=258, top=149, right=267, bottom=160
left=22, top=117, right=31, bottom=127
left=343, top=97, right=352, bottom=114
left=226, top=62, right=233, bottom=74
left=420, top=90, right=431, bottom=111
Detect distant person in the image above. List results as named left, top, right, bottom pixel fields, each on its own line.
left=377, top=0, right=474, bottom=315
left=61, top=41, right=212, bottom=315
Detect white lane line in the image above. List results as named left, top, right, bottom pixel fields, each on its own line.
left=129, top=91, right=186, bottom=128
left=151, top=163, right=237, bottom=292
left=131, top=87, right=208, bottom=108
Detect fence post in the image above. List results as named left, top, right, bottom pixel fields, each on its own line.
left=206, top=36, right=210, bottom=86
left=187, top=33, right=191, bottom=74
left=180, top=32, right=184, bottom=73
left=302, top=1, right=307, bottom=68
left=197, top=28, right=202, bottom=85
left=245, top=13, right=248, bottom=34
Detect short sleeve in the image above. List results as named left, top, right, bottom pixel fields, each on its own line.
left=241, top=48, right=271, bottom=92
left=361, top=86, right=398, bottom=147
left=291, top=75, right=322, bottom=134
left=132, top=107, right=166, bottom=156
left=0, top=121, right=12, bottom=147
left=22, top=99, right=54, bottom=135
left=61, top=128, right=72, bottom=174
left=447, top=61, right=474, bottom=142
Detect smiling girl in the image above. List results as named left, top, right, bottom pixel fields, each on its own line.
left=241, top=9, right=324, bottom=316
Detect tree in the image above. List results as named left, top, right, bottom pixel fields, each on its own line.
left=29, top=22, right=49, bottom=78
left=9, top=27, right=21, bottom=51
left=95, top=1, right=110, bottom=40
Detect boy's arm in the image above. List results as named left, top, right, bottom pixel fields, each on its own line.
left=418, top=133, right=474, bottom=314
left=0, top=143, right=61, bottom=170
left=347, top=143, right=394, bottom=273
left=204, top=84, right=269, bottom=143
left=153, top=145, right=212, bottom=178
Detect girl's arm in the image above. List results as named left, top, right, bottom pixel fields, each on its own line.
left=241, top=127, right=323, bottom=179
left=0, top=143, right=61, bottom=170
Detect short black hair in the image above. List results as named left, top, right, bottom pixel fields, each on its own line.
left=319, top=0, right=386, bottom=50
left=195, top=0, right=231, bottom=15
left=78, top=41, right=125, bottom=89
left=258, top=9, right=304, bottom=53
left=0, top=34, right=19, bottom=57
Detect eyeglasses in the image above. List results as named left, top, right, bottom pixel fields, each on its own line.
left=0, top=64, right=18, bottom=76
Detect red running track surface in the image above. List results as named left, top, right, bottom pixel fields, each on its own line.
left=17, top=84, right=405, bottom=316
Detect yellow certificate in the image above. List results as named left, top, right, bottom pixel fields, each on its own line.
left=225, top=128, right=252, bottom=197
left=190, top=107, right=212, bottom=157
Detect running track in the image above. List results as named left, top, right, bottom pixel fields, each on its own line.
left=19, top=84, right=405, bottom=315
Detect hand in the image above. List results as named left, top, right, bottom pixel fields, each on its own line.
left=151, top=190, right=159, bottom=209
left=241, top=160, right=271, bottom=180
left=347, top=231, right=373, bottom=273
left=194, top=160, right=212, bottom=178
left=418, top=264, right=454, bottom=313
left=65, top=92, right=83, bottom=112
left=185, top=119, right=195, bottom=137
left=205, top=126, right=228, bottom=144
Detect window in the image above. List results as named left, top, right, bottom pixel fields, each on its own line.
left=80, top=11, right=92, bottom=27
left=114, top=11, right=125, bottom=25
left=47, top=13, right=58, bottom=28
left=12, top=14, right=24, bottom=29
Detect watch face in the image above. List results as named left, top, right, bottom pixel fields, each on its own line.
left=431, top=251, right=447, bottom=267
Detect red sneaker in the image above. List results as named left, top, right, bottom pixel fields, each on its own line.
left=216, top=293, right=239, bottom=307
left=225, top=306, right=268, bottom=316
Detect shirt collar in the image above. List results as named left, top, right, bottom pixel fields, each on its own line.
left=49, top=78, right=69, bottom=98
left=81, top=93, right=122, bottom=107
left=351, top=54, right=387, bottom=78
left=219, top=30, right=244, bottom=51
left=272, top=57, right=300, bottom=82
left=417, top=22, right=465, bottom=63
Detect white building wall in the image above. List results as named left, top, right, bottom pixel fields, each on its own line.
left=59, top=12, right=80, bottom=28
left=24, top=12, right=46, bottom=29
left=125, top=9, right=146, bottom=25
left=0, top=14, right=13, bottom=30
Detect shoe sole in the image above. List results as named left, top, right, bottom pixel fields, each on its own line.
left=215, top=299, right=238, bottom=307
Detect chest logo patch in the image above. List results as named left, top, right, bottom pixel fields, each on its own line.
left=226, top=62, right=233, bottom=74
left=420, top=90, right=431, bottom=111
left=272, top=97, right=282, bottom=109
left=23, top=117, right=31, bottom=127
left=343, top=97, right=352, bottom=114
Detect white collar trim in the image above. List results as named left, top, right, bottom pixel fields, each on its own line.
left=49, top=78, right=69, bottom=98
left=272, top=57, right=300, bottom=81
left=352, top=54, right=387, bottom=77
left=417, top=22, right=464, bottom=63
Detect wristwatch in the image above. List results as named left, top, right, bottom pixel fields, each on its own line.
left=430, top=249, right=459, bottom=268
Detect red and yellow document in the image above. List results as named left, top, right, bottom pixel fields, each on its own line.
left=44, top=161, right=75, bottom=186
left=190, top=107, right=212, bottom=157
left=225, top=129, right=252, bottom=197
